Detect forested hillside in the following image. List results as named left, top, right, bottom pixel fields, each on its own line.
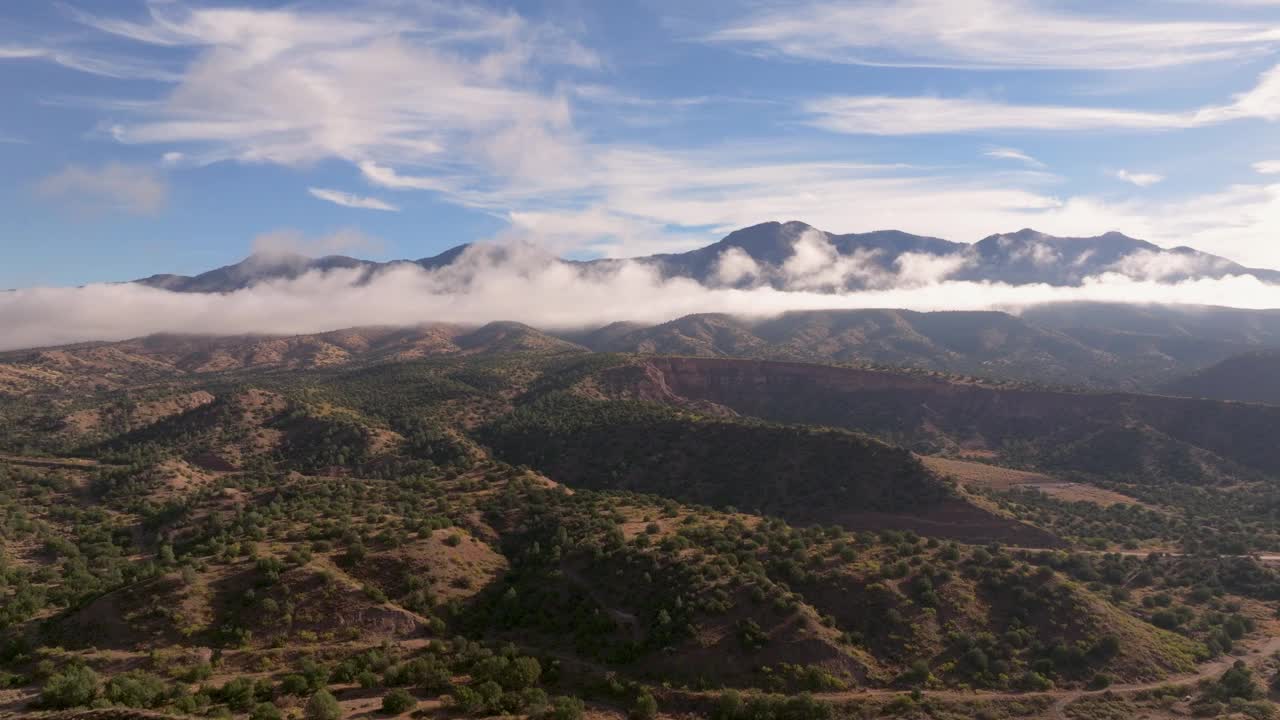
left=2, top=347, right=1280, bottom=719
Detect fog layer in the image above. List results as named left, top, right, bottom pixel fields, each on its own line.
left=3, top=240, right=1278, bottom=351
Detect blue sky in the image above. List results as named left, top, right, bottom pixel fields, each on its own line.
left=5, top=0, right=1280, bottom=288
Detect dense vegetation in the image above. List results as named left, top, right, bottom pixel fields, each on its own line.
left=3, top=348, right=1280, bottom=719
left=479, top=392, right=950, bottom=520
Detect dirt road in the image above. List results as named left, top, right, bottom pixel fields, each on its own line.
left=0, top=454, right=101, bottom=470
left=665, top=633, right=1280, bottom=718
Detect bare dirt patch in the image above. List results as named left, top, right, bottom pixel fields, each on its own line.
left=147, top=459, right=222, bottom=497
left=345, top=529, right=508, bottom=604
left=921, top=455, right=1150, bottom=507
left=61, top=391, right=218, bottom=437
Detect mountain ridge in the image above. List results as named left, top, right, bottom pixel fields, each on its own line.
left=7, top=303, right=1280, bottom=396
left=129, top=220, right=1280, bottom=293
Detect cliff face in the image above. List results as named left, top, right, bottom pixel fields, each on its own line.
left=615, top=357, right=1280, bottom=483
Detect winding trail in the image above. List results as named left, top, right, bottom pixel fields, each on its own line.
left=1043, top=634, right=1280, bottom=719
left=820, top=634, right=1280, bottom=717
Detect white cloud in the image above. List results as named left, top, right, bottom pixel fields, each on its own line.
left=505, top=208, right=706, bottom=258
left=0, top=43, right=178, bottom=80
left=357, top=162, right=450, bottom=193
left=443, top=141, right=1280, bottom=269
left=893, top=252, right=973, bottom=286
left=804, top=63, right=1280, bottom=135
left=30, top=0, right=1280, bottom=273
left=1112, top=169, right=1165, bottom=187
left=6, top=241, right=1280, bottom=351
left=0, top=47, right=45, bottom=59
left=780, top=229, right=885, bottom=290
left=514, top=147, right=1280, bottom=269
left=249, top=228, right=385, bottom=260
left=985, top=148, right=1044, bottom=168
left=807, top=96, right=1185, bottom=134
left=34, top=162, right=168, bottom=215
left=714, top=247, right=762, bottom=285
left=1026, top=183, right=1280, bottom=269
left=87, top=1, right=587, bottom=187
left=307, top=187, right=399, bottom=212
left=1254, top=160, right=1280, bottom=174
left=1003, top=236, right=1062, bottom=267
left=1108, top=249, right=1230, bottom=280
left=709, top=0, right=1280, bottom=70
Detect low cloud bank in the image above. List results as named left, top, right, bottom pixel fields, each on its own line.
left=3, top=241, right=1280, bottom=351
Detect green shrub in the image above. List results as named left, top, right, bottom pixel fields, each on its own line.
left=1088, top=673, right=1112, bottom=690
left=280, top=674, right=310, bottom=696
left=1208, top=661, right=1262, bottom=702
left=714, top=690, right=743, bottom=720
left=103, top=671, right=168, bottom=708
left=251, top=702, right=284, bottom=720
left=382, top=689, right=417, bottom=714
left=545, top=695, right=585, bottom=720
left=630, top=690, right=658, bottom=720
left=219, top=677, right=258, bottom=712
left=40, top=666, right=99, bottom=709
left=305, top=689, right=342, bottom=720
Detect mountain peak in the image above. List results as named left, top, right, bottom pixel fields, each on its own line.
left=129, top=220, right=1280, bottom=295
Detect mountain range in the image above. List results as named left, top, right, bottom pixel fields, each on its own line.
left=7, top=303, right=1280, bottom=395
left=132, top=221, right=1280, bottom=293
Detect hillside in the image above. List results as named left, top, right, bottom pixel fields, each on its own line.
left=584, top=356, right=1280, bottom=553
left=476, top=391, right=1059, bottom=546
left=600, top=357, right=1280, bottom=481
left=8, top=303, right=1280, bottom=402
left=0, top=323, right=584, bottom=399
left=0, top=441, right=1242, bottom=717
left=1160, top=350, right=1280, bottom=405
left=582, top=310, right=1128, bottom=387
left=3, top=350, right=1280, bottom=719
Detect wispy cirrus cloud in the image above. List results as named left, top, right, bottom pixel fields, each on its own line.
left=803, top=64, right=1280, bottom=135
left=984, top=148, right=1044, bottom=168
left=708, top=0, right=1280, bottom=70
left=0, top=46, right=45, bottom=59
left=307, top=188, right=399, bottom=212
left=34, top=162, right=168, bottom=215
left=1112, top=169, right=1165, bottom=187
left=18, top=0, right=1280, bottom=275
left=1254, top=160, right=1280, bottom=174
left=805, top=95, right=1190, bottom=135
left=0, top=43, right=178, bottom=80
left=79, top=1, right=589, bottom=179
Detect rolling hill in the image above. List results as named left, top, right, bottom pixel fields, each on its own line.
left=4, top=344, right=1280, bottom=719
left=9, top=303, right=1280, bottom=403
